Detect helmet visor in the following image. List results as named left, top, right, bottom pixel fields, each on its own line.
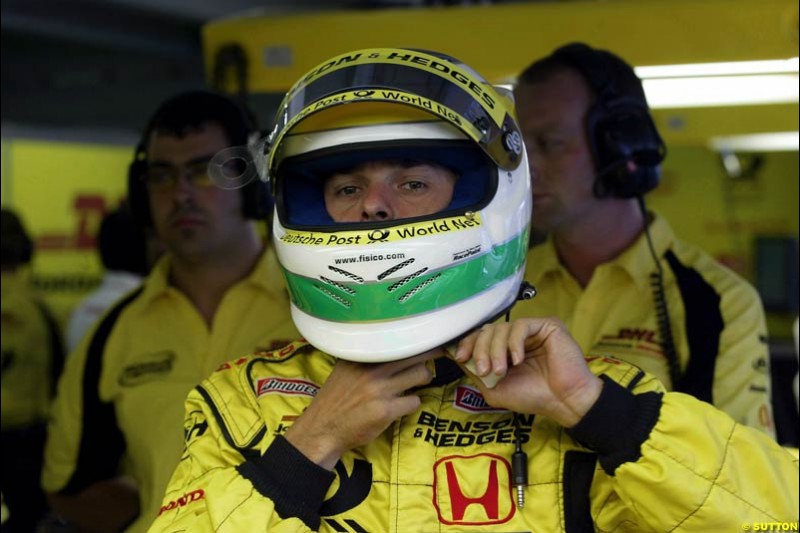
left=267, top=48, right=523, bottom=181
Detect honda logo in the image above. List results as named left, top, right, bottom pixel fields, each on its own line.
left=433, top=453, right=514, bottom=525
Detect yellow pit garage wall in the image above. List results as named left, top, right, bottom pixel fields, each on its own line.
left=1, top=137, right=132, bottom=328
left=202, top=0, right=799, bottom=152
left=201, top=0, right=798, bottom=156
left=203, top=0, right=799, bottom=335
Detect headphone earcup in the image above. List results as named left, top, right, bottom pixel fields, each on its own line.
left=238, top=148, right=272, bottom=220
left=128, top=158, right=152, bottom=227
left=587, top=98, right=665, bottom=199
left=549, top=43, right=665, bottom=199
left=240, top=179, right=271, bottom=220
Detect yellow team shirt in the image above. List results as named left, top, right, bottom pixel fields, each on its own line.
left=512, top=213, right=774, bottom=437
left=1, top=271, right=62, bottom=429
left=43, top=246, right=299, bottom=533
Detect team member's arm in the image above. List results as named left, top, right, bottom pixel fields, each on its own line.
left=42, top=332, right=139, bottom=532
left=47, top=479, right=139, bottom=533
left=456, top=318, right=798, bottom=530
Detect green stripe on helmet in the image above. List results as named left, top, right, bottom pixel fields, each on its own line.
left=282, top=229, right=528, bottom=322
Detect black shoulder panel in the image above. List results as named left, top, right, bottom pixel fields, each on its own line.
left=60, top=288, right=144, bottom=495
left=664, top=251, right=723, bottom=403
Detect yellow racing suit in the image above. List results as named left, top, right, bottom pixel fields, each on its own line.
left=148, top=341, right=798, bottom=532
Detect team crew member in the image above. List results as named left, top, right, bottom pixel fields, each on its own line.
left=148, top=49, right=797, bottom=533
left=510, top=43, right=774, bottom=436
left=1, top=208, right=65, bottom=533
left=42, top=91, right=299, bottom=533
left=66, top=205, right=150, bottom=352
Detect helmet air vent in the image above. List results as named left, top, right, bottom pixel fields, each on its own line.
left=387, top=268, right=429, bottom=292
left=398, top=273, right=443, bottom=303
left=377, top=258, right=416, bottom=280
left=319, top=276, right=356, bottom=295
left=313, top=284, right=353, bottom=308
left=327, top=265, right=364, bottom=283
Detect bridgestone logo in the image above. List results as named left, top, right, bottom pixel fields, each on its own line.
left=256, top=377, right=319, bottom=398
left=454, top=385, right=505, bottom=413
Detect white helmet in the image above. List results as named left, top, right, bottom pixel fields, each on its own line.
left=266, top=48, right=531, bottom=362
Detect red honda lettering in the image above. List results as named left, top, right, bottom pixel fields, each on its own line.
left=158, top=489, right=205, bottom=516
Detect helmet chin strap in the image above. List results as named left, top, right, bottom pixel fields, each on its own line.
left=438, top=280, right=538, bottom=355
left=439, top=280, right=537, bottom=386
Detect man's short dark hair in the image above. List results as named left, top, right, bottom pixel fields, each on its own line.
left=143, top=90, right=257, bottom=148
left=98, top=206, right=149, bottom=276
left=517, top=42, right=648, bottom=106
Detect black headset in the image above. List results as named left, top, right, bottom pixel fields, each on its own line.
left=127, top=91, right=270, bottom=227
left=551, top=43, right=666, bottom=199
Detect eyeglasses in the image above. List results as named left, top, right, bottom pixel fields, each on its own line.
left=142, top=160, right=216, bottom=190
